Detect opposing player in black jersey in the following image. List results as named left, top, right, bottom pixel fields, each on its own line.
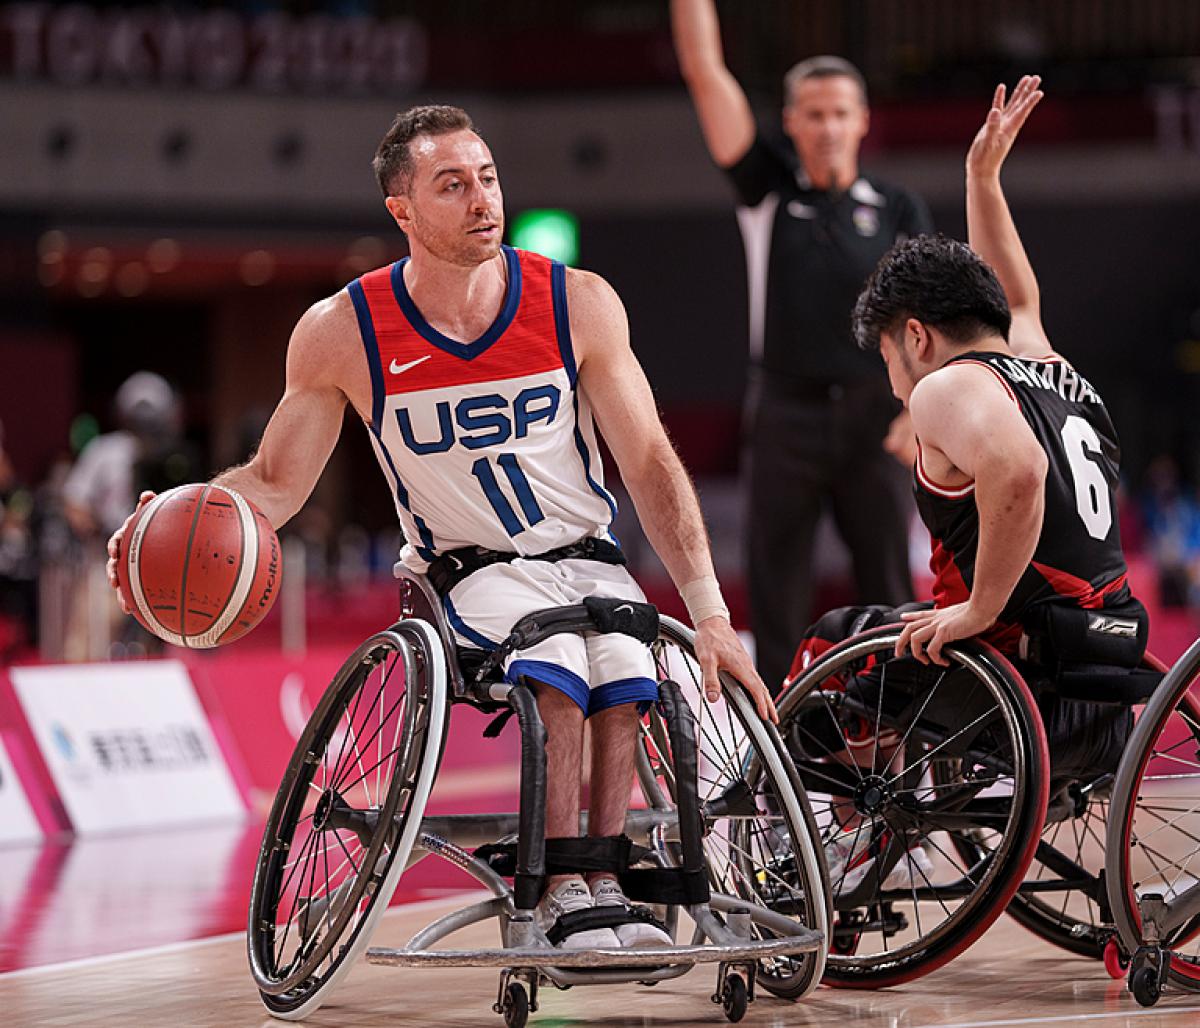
left=788, top=75, right=1146, bottom=894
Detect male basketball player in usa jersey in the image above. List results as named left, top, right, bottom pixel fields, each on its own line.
left=788, top=77, right=1148, bottom=895
left=106, top=105, right=774, bottom=949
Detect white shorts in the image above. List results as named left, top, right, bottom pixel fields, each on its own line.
left=443, top=558, right=658, bottom=718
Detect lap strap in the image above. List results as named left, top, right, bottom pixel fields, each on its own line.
left=427, top=536, right=626, bottom=596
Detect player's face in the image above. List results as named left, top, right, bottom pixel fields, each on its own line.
left=397, top=130, right=505, bottom=266
left=783, top=76, right=869, bottom=184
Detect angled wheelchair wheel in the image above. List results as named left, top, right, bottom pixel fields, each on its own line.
left=999, top=655, right=1168, bottom=960
left=998, top=777, right=1113, bottom=958
left=1107, top=639, right=1200, bottom=992
left=248, top=619, right=448, bottom=1020
left=637, top=616, right=831, bottom=1000
left=777, top=625, right=1049, bottom=987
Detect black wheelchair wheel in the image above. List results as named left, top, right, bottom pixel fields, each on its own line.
left=992, top=656, right=1165, bottom=959
left=248, top=620, right=448, bottom=1019
left=777, top=625, right=1050, bottom=987
left=993, top=778, right=1112, bottom=958
left=636, top=617, right=830, bottom=1001
left=1107, top=638, right=1200, bottom=993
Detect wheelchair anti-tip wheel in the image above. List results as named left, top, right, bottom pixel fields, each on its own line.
left=638, top=618, right=831, bottom=1000
left=777, top=625, right=1050, bottom=987
left=1107, top=638, right=1200, bottom=995
left=248, top=620, right=448, bottom=1020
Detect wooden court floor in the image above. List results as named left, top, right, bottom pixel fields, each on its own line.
left=5, top=896, right=1200, bottom=1028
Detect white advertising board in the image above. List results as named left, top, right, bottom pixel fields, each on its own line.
left=0, top=735, right=42, bottom=845
left=10, top=661, right=244, bottom=835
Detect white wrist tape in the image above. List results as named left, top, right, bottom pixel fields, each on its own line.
left=680, top=576, right=730, bottom=627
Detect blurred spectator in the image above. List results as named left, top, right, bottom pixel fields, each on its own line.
left=1140, top=454, right=1200, bottom=609
left=0, top=420, right=40, bottom=657
left=60, top=371, right=200, bottom=658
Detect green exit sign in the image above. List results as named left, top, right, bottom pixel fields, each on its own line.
left=509, top=209, right=579, bottom=266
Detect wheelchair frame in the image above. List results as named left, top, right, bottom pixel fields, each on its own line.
left=248, top=566, right=829, bottom=1026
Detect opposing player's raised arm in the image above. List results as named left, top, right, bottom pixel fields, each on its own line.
left=670, top=0, right=756, bottom=167
left=213, top=296, right=357, bottom=528
left=569, top=269, right=775, bottom=720
left=966, top=75, right=1054, bottom=359
left=896, top=366, right=1047, bottom=664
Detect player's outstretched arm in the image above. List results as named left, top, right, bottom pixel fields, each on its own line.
left=105, top=296, right=355, bottom=608
left=211, top=296, right=354, bottom=527
left=570, top=269, right=776, bottom=721
left=670, top=0, right=756, bottom=167
left=966, top=75, right=1053, bottom=358
left=895, top=365, right=1047, bottom=664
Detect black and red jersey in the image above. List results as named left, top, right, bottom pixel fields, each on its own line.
left=914, top=350, right=1131, bottom=652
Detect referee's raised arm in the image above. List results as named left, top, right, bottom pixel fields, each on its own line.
left=670, top=0, right=756, bottom=168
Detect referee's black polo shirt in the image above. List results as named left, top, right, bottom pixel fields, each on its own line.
left=726, top=133, right=935, bottom=387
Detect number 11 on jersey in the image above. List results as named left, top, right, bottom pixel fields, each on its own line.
left=470, top=454, right=545, bottom=537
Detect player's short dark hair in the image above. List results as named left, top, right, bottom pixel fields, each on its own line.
left=373, top=105, right=476, bottom=197
left=784, top=56, right=868, bottom=106
left=852, top=234, right=1012, bottom=352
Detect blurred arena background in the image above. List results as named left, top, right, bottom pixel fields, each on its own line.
left=3, top=0, right=1200, bottom=980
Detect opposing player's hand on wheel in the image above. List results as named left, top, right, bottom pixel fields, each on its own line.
left=106, top=490, right=156, bottom=612
left=966, top=75, right=1044, bottom=181
left=896, top=601, right=996, bottom=666
left=694, top=616, right=778, bottom=723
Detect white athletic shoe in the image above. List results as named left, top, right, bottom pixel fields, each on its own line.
left=826, top=827, right=935, bottom=897
left=535, top=878, right=621, bottom=949
left=591, top=878, right=673, bottom=948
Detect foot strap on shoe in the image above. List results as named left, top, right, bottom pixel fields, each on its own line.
left=545, top=904, right=670, bottom=946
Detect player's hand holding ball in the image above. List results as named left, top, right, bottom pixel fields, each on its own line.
left=107, top=483, right=281, bottom=648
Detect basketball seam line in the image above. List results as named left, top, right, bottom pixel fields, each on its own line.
left=192, top=488, right=258, bottom=648
left=177, top=483, right=211, bottom=646
left=127, top=492, right=185, bottom=647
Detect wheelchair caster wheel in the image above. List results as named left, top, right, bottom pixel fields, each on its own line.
left=501, top=982, right=529, bottom=1028
left=1130, top=967, right=1161, bottom=1008
left=721, top=975, right=748, bottom=1023
left=1103, top=938, right=1129, bottom=980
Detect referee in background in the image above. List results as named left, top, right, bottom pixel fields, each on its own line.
left=671, top=0, right=934, bottom=693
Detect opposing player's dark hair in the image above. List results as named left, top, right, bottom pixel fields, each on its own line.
left=373, top=105, right=476, bottom=197
left=852, top=234, right=1012, bottom=351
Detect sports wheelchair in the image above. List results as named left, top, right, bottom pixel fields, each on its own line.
left=246, top=566, right=830, bottom=1025
left=776, top=619, right=1200, bottom=1003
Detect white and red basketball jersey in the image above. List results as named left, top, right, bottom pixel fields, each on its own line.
left=346, top=246, right=617, bottom=571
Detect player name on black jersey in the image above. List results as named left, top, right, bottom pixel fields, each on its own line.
left=991, top=356, right=1100, bottom=406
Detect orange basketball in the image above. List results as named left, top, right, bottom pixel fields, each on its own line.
left=116, top=483, right=281, bottom=648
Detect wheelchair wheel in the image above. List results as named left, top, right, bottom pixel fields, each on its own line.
left=999, top=655, right=1168, bottom=960
left=1107, top=638, right=1200, bottom=992
left=998, top=779, right=1112, bottom=958
left=637, top=616, right=831, bottom=1000
left=248, top=619, right=448, bottom=1019
left=777, top=625, right=1049, bottom=987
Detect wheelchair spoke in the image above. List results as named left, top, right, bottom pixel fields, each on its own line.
left=888, top=707, right=996, bottom=785
left=332, top=688, right=409, bottom=797
left=869, top=660, right=889, bottom=778
left=1136, top=802, right=1200, bottom=850
left=815, top=690, right=867, bottom=785
left=891, top=665, right=952, bottom=761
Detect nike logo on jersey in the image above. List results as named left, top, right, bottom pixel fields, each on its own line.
left=614, top=603, right=635, bottom=615
left=390, top=355, right=432, bottom=375
left=787, top=201, right=818, bottom=219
